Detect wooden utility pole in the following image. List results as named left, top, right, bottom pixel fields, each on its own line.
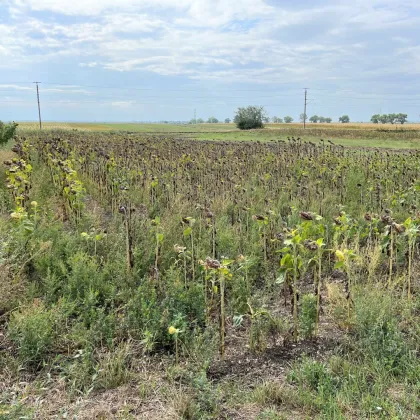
left=34, top=82, right=42, bottom=129
left=303, top=88, right=308, bottom=129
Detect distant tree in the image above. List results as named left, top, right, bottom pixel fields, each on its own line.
left=0, top=121, right=18, bottom=146
left=371, top=114, right=380, bottom=124
left=224, top=118, right=231, bottom=123
left=284, top=116, right=293, bottom=123
left=396, top=113, right=408, bottom=124
left=387, top=113, right=398, bottom=124
left=197, top=118, right=204, bottom=124
left=299, top=113, right=307, bottom=123
left=378, top=114, right=388, bottom=124
left=262, top=116, right=270, bottom=123
left=318, top=116, right=326, bottom=123
left=207, top=117, right=219, bottom=123
left=272, top=116, right=283, bottom=123
left=234, top=105, right=267, bottom=130
left=309, top=115, right=319, bottom=123
left=338, top=115, right=350, bottom=123
left=324, top=117, right=332, bottom=123
left=374, top=113, right=408, bottom=124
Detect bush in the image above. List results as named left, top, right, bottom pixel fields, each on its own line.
left=352, top=290, right=411, bottom=374
left=8, top=302, right=58, bottom=366
left=234, top=106, right=267, bottom=130
left=125, top=283, right=161, bottom=344
left=0, top=121, right=18, bottom=145
left=288, top=357, right=339, bottom=398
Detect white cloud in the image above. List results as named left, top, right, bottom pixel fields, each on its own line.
left=109, top=100, right=136, bottom=107
left=0, top=84, right=32, bottom=91
left=11, top=0, right=271, bottom=21
left=79, top=62, right=98, bottom=68
left=2, top=0, right=420, bottom=86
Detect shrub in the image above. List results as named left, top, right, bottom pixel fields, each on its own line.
left=234, top=106, right=267, bottom=130
left=352, top=290, right=411, bottom=374
left=288, top=357, right=339, bottom=397
left=0, top=121, right=18, bottom=146
left=125, top=283, right=161, bottom=344
left=8, top=302, right=58, bottom=366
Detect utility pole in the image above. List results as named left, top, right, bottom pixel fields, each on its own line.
left=33, top=82, right=42, bottom=130
left=303, top=88, right=308, bottom=129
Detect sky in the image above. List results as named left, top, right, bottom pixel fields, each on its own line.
left=1, top=0, right=420, bottom=122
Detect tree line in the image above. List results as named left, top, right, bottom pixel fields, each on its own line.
left=233, top=106, right=353, bottom=130
left=188, top=107, right=410, bottom=130
left=370, top=113, right=407, bottom=124
left=190, top=113, right=342, bottom=125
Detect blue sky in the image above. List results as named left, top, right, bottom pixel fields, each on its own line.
left=1, top=0, right=420, bottom=122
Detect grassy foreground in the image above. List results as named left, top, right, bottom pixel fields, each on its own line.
left=0, top=131, right=419, bottom=419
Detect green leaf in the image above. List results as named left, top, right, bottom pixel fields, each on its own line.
left=156, top=233, right=164, bottom=243
left=279, top=247, right=290, bottom=253
left=276, top=270, right=286, bottom=285
left=183, top=227, right=192, bottom=237
left=334, top=261, right=344, bottom=269
left=292, top=234, right=302, bottom=244
left=281, top=254, right=292, bottom=267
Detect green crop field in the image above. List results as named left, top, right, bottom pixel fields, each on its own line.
left=1, top=126, right=419, bottom=419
